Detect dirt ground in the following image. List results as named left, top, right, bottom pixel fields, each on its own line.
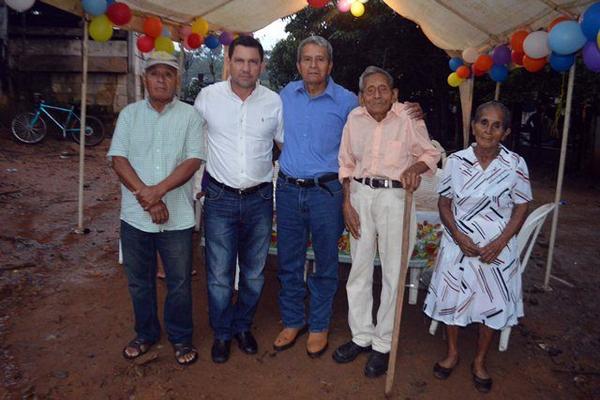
left=1, top=129, right=599, bottom=400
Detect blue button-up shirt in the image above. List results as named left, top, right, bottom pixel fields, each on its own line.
left=279, top=77, right=358, bottom=178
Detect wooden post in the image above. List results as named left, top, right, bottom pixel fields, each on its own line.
left=384, top=190, right=414, bottom=396
left=494, top=82, right=501, bottom=100
left=75, top=16, right=88, bottom=234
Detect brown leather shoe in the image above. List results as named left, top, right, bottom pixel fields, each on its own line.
left=273, top=326, right=307, bottom=352
left=306, top=331, right=328, bottom=358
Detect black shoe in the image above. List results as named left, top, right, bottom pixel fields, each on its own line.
left=364, top=351, right=390, bottom=378
left=433, top=358, right=459, bottom=380
left=234, top=331, right=258, bottom=355
left=471, top=363, right=493, bottom=393
left=332, top=341, right=371, bottom=364
left=211, top=339, right=231, bottom=363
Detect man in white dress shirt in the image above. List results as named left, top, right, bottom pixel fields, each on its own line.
left=194, top=36, right=283, bottom=363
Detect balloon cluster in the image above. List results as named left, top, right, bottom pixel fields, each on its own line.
left=176, top=18, right=238, bottom=54
left=307, top=0, right=368, bottom=18
left=447, top=2, right=600, bottom=87
left=82, top=0, right=132, bottom=42
left=135, top=16, right=174, bottom=53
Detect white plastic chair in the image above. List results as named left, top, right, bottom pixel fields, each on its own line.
left=428, top=203, right=555, bottom=351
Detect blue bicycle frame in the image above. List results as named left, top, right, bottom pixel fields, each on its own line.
left=30, top=102, right=85, bottom=138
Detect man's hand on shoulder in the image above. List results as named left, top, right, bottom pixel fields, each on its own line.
left=404, top=102, right=424, bottom=121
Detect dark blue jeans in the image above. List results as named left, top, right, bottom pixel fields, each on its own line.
left=203, top=180, right=273, bottom=340
left=275, top=176, right=344, bottom=332
left=120, top=221, right=194, bottom=345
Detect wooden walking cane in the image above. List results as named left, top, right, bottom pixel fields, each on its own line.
left=384, top=190, right=414, bottom=396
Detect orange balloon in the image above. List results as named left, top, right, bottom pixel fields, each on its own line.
left=456, top=65, right=471, bottom=79
left=474, top=54, right=493, bottom=72
left=510, top=30, right=529, bottom=53
left=471, top=65, right=485, bottom=77
left=522, top=55, right=547, bottom=72
left=143, top=17, right=162, bottom=38
left=547, top=16, right=570, bottom=31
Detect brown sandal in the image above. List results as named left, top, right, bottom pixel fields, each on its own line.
left=122, top=338, right=156, bottom=360
left=273, top=326, right=308, bottom=352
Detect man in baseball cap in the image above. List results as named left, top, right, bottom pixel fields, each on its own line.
left=144, top=50, right=180, bottom=71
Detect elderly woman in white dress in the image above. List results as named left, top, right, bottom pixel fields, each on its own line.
left=423, top=101, right=532, bottom=393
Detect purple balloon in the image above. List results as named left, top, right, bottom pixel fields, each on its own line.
left=219, top=31, right=234, bottom=46
left=492, top=45, right=511, bottom=65
left=582, top=41, right=600, bottom=72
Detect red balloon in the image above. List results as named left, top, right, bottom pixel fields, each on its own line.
left=511, top=50, right=524, bottom=65
left=471, top=65, right=485, bottom=77
left=547, top=16, right=570, bottom=31
left=106, top=2, right=132, bottom=26
left=456, top=65, right=471, bottom=79
left=143, top=17, right=162, bottom=38
left=510, top=30, right=529, bottom=53
left=137, top=34, right=155, bottom=53
left=307, top=0, right=329, bottom=8
left=522, top=55, right=547, bottom=72
left=187, top=33, right=203, bottom=49
left=474, top=54, right=493, bottom=72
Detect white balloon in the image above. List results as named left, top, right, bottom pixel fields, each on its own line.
left=6, top=0, right=36, bottom=12
left=523, top=31, right=550, bottom=59
left=462, top=47, right=479, bottom=63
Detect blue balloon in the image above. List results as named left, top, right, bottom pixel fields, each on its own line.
left=548, top=21, right=587, bottom=55
left=489, top=64, right=509, bottom=82
left=161, top=26, right=171, bottom=37
left=549, top=52, right=575, bottom=72
left=81, top=0, right=107, bottom=16
left=204, top=35, right=219, bottom=49
left=448, top=57, right=463, bottom=71
left=581, top=2, right=600, bottom=41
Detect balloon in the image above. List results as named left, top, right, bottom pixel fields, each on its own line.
left=350, top=1, right=365, bottom=17
left=510, top=30, right=529, bottom=53
left=489, top=64, right=509, bottom=82
left=219, top=31, right=234, bottom=46
left=582, top=41, right=600, bottom=72
left=143, top=17, right=163, bottom=38
left=474, top=54, right=493, bottom=72
left=523, top=31, right=550, bottom=58
left=89, top=15, right=113, bottom=42
left=511, top=50, right=524, bottom=65
left=462, top=47, right=479, bottom=63
left=472, top=65, right=485, bottom=77
left=180, top=26, right=192, bottom=38
left=548, top=21, right=587, bottom=55
left=447, top=72, right=463, bottom=87
left=187, top=33, right=203, bottom=49
left=492, top=45, right=511, bottom=65
left=192, top=18, right=209, bottom=36
left=448, top=57, right=463, bottom=71
left=581, top=2, right=600, bottom=41
left=337, top=0, right=351, bottom=13
left=154, top=36, right=175, bottom=54
left=522, top=55, right=547, bottom=72
left=5, top=0, right=35, bottom=12
left=549, top=52, right=575, bottom=72
left=136, top=34, right=155, bottom=53
left=204, top=34, right=219, bottom=49
left=81, top=0, right=107, bottom=16
left=456, top=65, right=471, bottom=79
left=598, top=31, right=600, bottom=48
left=547, top=16, right=570, bottom=31
left=307, top=0, right=329, bottom=8
left=106, top=2, right=131, bottom=26
left=161, top=26, right=171, bottom=38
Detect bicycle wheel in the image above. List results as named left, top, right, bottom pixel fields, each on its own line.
left=11, top=112, right=47, bottom=144
left=70, top=115, right=105, bottom=147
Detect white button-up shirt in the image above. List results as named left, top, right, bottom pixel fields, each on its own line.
left=194, top=80, right=284, bottom=189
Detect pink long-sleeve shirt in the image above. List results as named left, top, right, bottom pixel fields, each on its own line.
left=338, top=102, right=441, bottom=181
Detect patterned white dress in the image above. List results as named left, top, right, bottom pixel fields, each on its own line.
left=423, top=144, right=532, bottom=329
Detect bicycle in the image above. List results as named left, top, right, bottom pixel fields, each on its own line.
left=11, top=97, right=105, bottom=146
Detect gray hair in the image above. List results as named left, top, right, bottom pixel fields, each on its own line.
left=297, top=35, right=333, bottom=63
left=358, top=66, right=394, bottom=92
left=473, top=101, right=511, bottom=130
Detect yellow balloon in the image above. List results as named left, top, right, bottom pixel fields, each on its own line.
left=597, top=31, right=600, bottom=48
left=154, top=36, right=175, bottom=54
left=89, top=15, right=113, bottom=42
left=350, top=1, right=365, bottom=17
left=447, top=72, right=463, bottom=87
left=191, top=18, right=209, bottom=36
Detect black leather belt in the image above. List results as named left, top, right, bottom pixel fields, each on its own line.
left=208, top=174, right=270, bottom=196
left=354, top=177, right=403, bottom=189
left=278, top=171, right=338, bottom=187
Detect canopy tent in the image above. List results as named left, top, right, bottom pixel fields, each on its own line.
left=32, top=0, right=595, bottom=291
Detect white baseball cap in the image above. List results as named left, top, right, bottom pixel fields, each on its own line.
left=144, top=51, right=179, bottom=71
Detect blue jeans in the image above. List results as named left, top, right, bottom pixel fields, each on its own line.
left=120, top=221, right=194, bottom=345
left=203, top=180, right=273, bottom=340
left=276, top=176, right=344, bottom=332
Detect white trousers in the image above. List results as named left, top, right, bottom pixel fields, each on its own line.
left=347, top=180, right=416, bottom=353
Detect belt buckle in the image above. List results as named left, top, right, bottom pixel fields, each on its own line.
left=368, top=178, right=376, bottom=189
left=296, top=178, right=306, bottom=185
left=383, top=179, right=390, bottom=188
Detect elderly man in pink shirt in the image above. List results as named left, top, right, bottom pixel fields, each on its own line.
left=334, top=66, right=441, bottom=378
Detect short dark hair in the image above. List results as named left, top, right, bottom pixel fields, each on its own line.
left=473, top=101, right=511, bottom=130
left=228, top=35, right=264, bottom=62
